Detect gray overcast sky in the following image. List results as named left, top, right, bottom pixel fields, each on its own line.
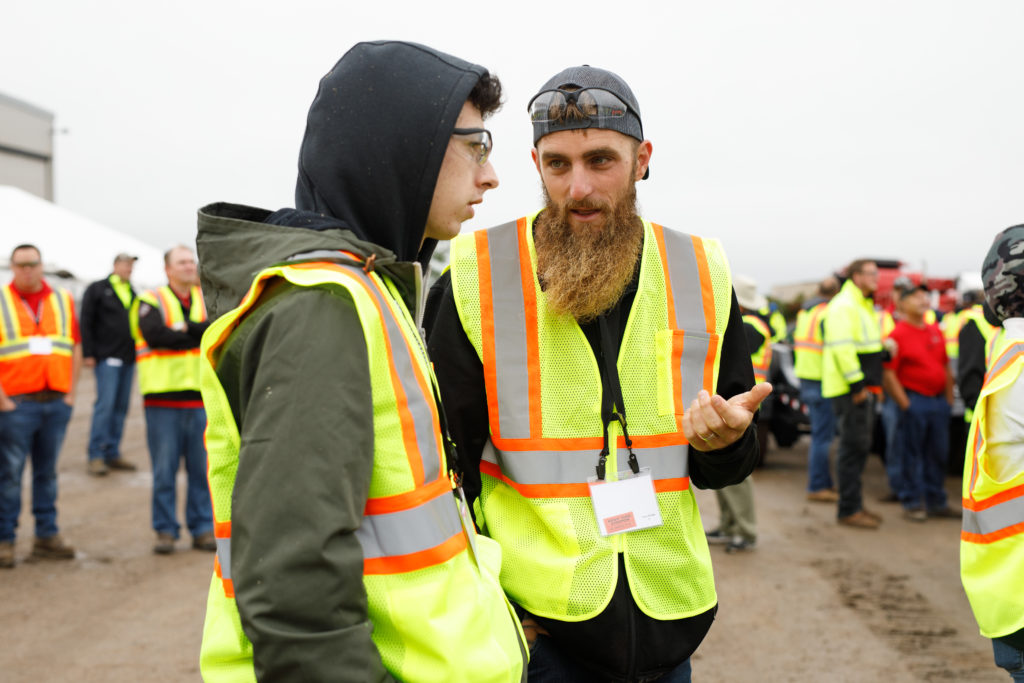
left=4, top=0, right=1023, bottom=292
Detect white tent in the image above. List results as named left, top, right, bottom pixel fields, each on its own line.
left=0, top=185, right=167, bottom=293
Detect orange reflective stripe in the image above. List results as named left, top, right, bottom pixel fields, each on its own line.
left=214, top=556, right=235, bottom=598
left=961, top=521, right=1024, bottom=545
left=476, top=230, right=502, bottom=440
left=652, top=224, right=683, bottom=428
left=964, top=483, right=1024, bottom=512
left=363, top=530, right=466, bottom=575
left=654, top=477, right=691, bottom=493
left=364, top=476, right=452, bottom=515
left=516, top=217, right=542, bottom=439
left=690, top=235, right=717, bottom=336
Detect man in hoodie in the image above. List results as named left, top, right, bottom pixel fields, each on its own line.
left=194, top=41, right=526, bottom=682
left=425, top=65, right=769, bottom=683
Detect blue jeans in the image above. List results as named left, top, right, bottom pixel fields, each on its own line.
left=144, top=406, right=212, bottom=538
left=993, top=638, right=1024, bottom=681
left=880, top=397, right=904, bottom=498
left=799, top=379, right=835, bottom=492
left=87, top=359, right=135, bottom=462
left=898, top=392, right=950, bottom=511
left=529, top=634, right=692, bottom=682
left=0, top=398, right=73, bottom=542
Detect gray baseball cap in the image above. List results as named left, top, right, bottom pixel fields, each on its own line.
left=528, top=65, right=648, bottom=179
left=982, top=223, right=1024, bottom=322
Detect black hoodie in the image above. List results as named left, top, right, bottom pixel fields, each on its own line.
left=195, top=42, right=505, bottom=682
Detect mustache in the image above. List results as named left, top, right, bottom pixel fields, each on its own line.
left=564, top=199, right=609, bottom=213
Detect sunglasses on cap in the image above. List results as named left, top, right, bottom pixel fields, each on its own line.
left=528, top=87, right=629, bottom=124
left=450, top=127, right=493, bottom=166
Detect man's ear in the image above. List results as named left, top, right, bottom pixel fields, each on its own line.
left=635, top=140, right=653, bottom=181
left=531, top=147, right=541, bottom=175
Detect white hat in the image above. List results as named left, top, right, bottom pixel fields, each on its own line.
left=734, top=275, right=767, bottom=311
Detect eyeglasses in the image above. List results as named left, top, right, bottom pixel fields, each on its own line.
left=11, top=261, right=41, bottom=269
left=450, top=127, right=493, bottom=166
left=528, top=88, right=629, bottom=124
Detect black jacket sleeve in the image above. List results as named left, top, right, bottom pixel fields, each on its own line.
left=687, top=291, right=759, bottom=490
left=79, top=280, right=101, bottom=359
left=958, top=319, right=986, bottom=411
left=137, top=300, right=206, bottom=350
left=219, top=283, right=394, bottom=682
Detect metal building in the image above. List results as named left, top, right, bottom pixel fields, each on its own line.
left=0, top=92, right=54, bottom=200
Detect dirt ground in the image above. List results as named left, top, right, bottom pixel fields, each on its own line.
left=0, top=372, right=1004, bottom=682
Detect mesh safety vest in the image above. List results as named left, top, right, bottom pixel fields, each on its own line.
left=198, top=260, right=526, bottom=683
left=961, top=336, right=1024, bottom=641
left=942, top=310, right=962, bottom=359
left=793, top=301, right=828, bottom=381
left=449, top=215, right=732, bottom=621
left=743, top=314, right=773, bottom=383
left=962, top=305, right=1001, bottom=423
left=0, top=284, right=75, bottom=395
left=822, top=280, right=883, bottom=398
left=129, top=285, right=207, bottom=395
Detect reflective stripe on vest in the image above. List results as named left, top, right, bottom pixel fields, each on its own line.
left=743, top=314, right=772, bottom=383
left=0, top=285, right=75, bottom=394
left=477, top=219, right=719, bottom=475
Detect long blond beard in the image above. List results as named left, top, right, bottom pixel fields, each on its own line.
left=534, top=183, right=644, bottom=323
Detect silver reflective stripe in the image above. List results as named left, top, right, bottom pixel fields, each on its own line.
left=358, top=270, right=442, bottom=481
left=0, top=342, right=30, bottom=357
left=52, top=340, right=73, bottom=352
left=54, top=292, right=68, bottom=337
left=355, top=492, right=462, bottom=560
left=216, top=537, right=232, bottom=581
left=962, top=496, right=1024, bottom=538
left=679, top=334, right=711, bottom=409
left=0, top=293, right=16, bottom=340
left=486, top=222, right=532, bottom=440
left=659, top=228, right=707, bottom=332
left=987, top=342, right=1024, bottom=380
left=483, top=441, right=689, bottom=485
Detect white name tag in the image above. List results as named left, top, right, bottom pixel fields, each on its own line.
left=28, top=337, right=53, bottom=355
left=105, top=358, right=124, bottom=367
left=587, top=467, right=663, bottom=536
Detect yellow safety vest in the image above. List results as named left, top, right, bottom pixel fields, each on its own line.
left=450, top=214, right=731, bottom=621
left=129, top=285, right=206, bottom=395
left=822, top=280, right=883, bottom=398
left=961, top=305, right=1001, bottom=423
left=942, top=310, right=962, bottom=359
left=198, top=259, right=526, bottom=683
left=743, top=314, right=773, bottom=383
left=961, top=336, right=1024, bottom=641
left=793, top=301, right=828, bottom=381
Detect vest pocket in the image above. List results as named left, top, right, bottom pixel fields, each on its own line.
left=655, top=329, right=718, bottom=417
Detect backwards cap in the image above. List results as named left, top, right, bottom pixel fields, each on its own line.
left=531, top=65, right=643, bottom=140
left=982, top=223, right=1024, bottom=322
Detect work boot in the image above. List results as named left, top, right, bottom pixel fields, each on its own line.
left=860, top=507, right=883, bottom=523
left=807, top=489, right=839, bottom=503
left=704, top=528, right=731, bottom=545
left=153, top=533, right=176, bottom=555
left=903, top=507, right=927, bottom=522
left=725, top=536, right=757, bottom=554
left=105, top=458, right=137, bottom=471
left=192, top=531, right=217, bottom=552
left=0, top=541, right=14, bottom=569
left=31, top=535, right=76, bottom=560
left=837, top=510, right=880, bottom=529
left=927, top=505, right=961, bottom=519
left=87, top=459, right=109, bottom=476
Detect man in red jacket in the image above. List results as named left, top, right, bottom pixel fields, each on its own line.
left=881, top=283, right=958, bottom=521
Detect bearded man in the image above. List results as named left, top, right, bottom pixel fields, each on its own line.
left=425, top=65, right=771, bottom=683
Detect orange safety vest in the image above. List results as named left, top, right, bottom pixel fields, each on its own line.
left=0, top=284, right=75, bottom=395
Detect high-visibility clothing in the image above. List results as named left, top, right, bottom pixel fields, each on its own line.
left=793, top=301, right=828, bottom=381
left=961, top=335, right=1024, bottom=641
left=878, top=310, right=895, bottom=340
left=942, top=310, right=962, bottom=359
left=961, top=305, right=1001, bottom=423
left=0, top=284, right=75, bottom=395
left=198, top=259, right=526, bottom=683
left=449, top=214, right=731, bottom=621
left=925, top=309, right=937, bottom=326
left=822, top=280, right=883, bottom=398
left=129, top=285, right=206, bottom=396
left=769, top=308, right=786, bottom=343
left=743, top=314, right=773, bottom=383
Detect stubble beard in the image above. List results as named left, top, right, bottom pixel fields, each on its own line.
left=534, top=180, right=645, bottom=323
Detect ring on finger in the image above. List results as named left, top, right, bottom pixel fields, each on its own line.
left=702, top=432, right=716, bottom=442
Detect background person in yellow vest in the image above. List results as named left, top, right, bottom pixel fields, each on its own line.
left=131, top=245, right=213, bottom=555
left=426, top=65, right=771, bottom=683
left=0, top=244, right=81, bottom=568
left=961, top=224, right=1024, bottom=680
left=954, top=292, right=1000, bottom=477
left=196, top=42, right=526, bottom=682
left=822, top=259, right=888, bottom=529
left=795, top=275, right=840, bottom=502
left=80, top=253, right=138, bottom=476
left=706, top=277, right=768, bottom=555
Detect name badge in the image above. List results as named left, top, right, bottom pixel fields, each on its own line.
left=105, top=358, right=124, bottom=367
left=587, top=467, right=663, bottom=536
left=28, top=337, right=53, bottom=355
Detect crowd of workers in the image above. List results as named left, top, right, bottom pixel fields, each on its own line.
left=1, top=40, right=1021, bottom=682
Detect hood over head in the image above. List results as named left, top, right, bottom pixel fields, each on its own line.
left=293, top=40, right=490, bottom=264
